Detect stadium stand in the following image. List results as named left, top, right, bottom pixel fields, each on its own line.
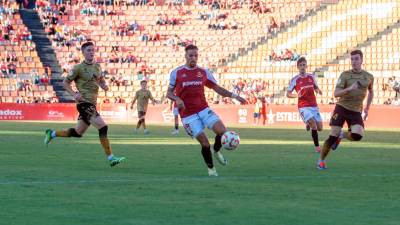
left=0, top=0, right=58, bottom=103
left=1, top=0, right=399, bottom=106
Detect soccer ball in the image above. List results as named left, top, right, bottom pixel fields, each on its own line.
left=221, top=131, right=240, bottom=150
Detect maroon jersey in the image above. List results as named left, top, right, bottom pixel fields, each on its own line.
left=169, top=65, right=217, bottom=118
left=287, top=73, right=318, bottom=108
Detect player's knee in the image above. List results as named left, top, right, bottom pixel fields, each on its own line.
left=215, top=134, right=222, bottom=143
left=99, top=125, right=108, bottom=138
left=326, top=135, right=337, bottom=146
left=350, top=133, right=363, bottom=141
left=201, top=144, right=211, bottom=149
left=68, top=128, right=82, bottom=138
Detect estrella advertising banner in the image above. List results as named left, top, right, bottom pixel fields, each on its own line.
left=0, top=103, right=399, bottom=128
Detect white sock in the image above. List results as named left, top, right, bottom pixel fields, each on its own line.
left=51, top=131, right=56, bottom=138
left=107, top=154, right=114, bottom=161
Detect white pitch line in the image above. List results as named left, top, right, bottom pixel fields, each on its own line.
left=1, top=173, right=400, bottom=186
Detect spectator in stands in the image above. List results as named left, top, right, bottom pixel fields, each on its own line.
left=211, top=0, right=220, bottom=9
left=129, top=20, right=139, bottom=32
left=139, top=33, right=149, bottom=42
left=21, top=29, right=32, bottom=41
left=165, top=35, right=177, bottom=47
left=292, top=49, right=300, bottom=61
left=109, top=52, right=119, bottom=63
left=27, top=41, right=35, bottom=51
left=0, top=34, right=5, bottom=45
left=23, top=79, right=32, bottom=92
left=230, top=20, right=238, bottom=29
left=156, top=13, right=166, bottom=25
left=40, top=74, right=50, bottom=85
left=267, top=50, right=277, bottom=61
left=7, top=61, right=16, bottom=75
left=16, top=79, right=24, bottom=90
left=124, top=52, right=137, bottom=63
left=392, top=98, right=400, bottom=106
left=103, top=98, right=111, bottom=104
left=389, top=76, right=400, bottom=98
left=283, top=49, right=293, bottom=61
left=0, top=60, right=8, bottom=77
left=32, top=70, right=40, bottom=84
left=16, top=96, right=25, bottom=103
left=58, top=4, right=66, bottom=15
left=149, top=32, right=160, bottom=41
left=267, top=16, right=278, bottom=34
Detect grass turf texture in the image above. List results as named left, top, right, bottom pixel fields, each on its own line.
left=1, top=121, right=399, bottom=225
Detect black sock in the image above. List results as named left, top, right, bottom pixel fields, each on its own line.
left=311, top=129, right=319, bottom=147
left=174, top=124, right=178, bottom=130
left=201, top=146, right=213, bottom=168
left=214, top=135, right=222, bottom=152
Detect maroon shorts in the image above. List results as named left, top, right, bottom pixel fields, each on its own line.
left=329, top=104, right=364, bottom=128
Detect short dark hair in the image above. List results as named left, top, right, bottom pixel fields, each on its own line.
left=81, top=41, right=94, bottom=51
left=297, top=56, right=307, bottom=66
left=185, top=44, right=198, bottom=52
left=350, top=49, right=363, bottom=59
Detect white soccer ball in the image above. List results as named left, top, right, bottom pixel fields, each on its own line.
left=221, top=131, right=240, bottom=150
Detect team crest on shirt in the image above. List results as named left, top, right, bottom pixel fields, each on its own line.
left=197, top=72, right=203, bottom=78
left=182, top=74, right=187, bottom=78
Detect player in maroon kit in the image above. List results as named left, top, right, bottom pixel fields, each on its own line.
left=286, top=57, right=323, bottom=152
left=166, top=44, right=247, bottom=176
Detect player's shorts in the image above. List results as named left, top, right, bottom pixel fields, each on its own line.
left=253, top=112, right=260, bottom=118
left=173, top=107, right=179, bottom=117
left=330, top=104, right=364, bottom=128
left=138, top=111, right=146, bottom=119
left=181, top=107, right=221, bottom=138
left=77, top=102, right=100, bottom=125
left=299, top=106, right=322, bottom=124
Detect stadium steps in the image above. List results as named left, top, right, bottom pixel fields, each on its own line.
left=217, top=2, right=333, bottom=69
left=316, top=19, right=400, bottom=74
left=19, top=9, right=74, bottom=102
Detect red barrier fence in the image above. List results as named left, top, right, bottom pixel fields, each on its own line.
left=0, top=103, right=399, bottom=128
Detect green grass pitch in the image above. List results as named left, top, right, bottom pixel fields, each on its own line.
left=1, top=121, right=399, bottom=225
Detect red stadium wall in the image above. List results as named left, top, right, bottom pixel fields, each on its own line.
left=0, top=103, right=399, bottom=128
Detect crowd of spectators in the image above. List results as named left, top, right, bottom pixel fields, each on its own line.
left=155, top=13, right=185, bottom=26
left=267, top=49, right=300, bottom=62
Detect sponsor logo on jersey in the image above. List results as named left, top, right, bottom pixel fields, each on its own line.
left=182, top=81, right=202, bottom=87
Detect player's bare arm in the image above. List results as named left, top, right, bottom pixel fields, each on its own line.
left=212, top=85, right=247, bottom=104
left=150, top=92, right=158, bottom=105
left=98, top=76, right=109, bottom=91
left=167, top=86, right=185, bottom=109
left=286, top=90, right=297, bottom=98
left=63, top=78, right=83, bottom=102
left=363, top=83, right=374, bottom=120
left=315, top=86, right=323, bottom=95
left=334, top=82, right=359, bottom=98
left=130, top=97, right=137, bottom=109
